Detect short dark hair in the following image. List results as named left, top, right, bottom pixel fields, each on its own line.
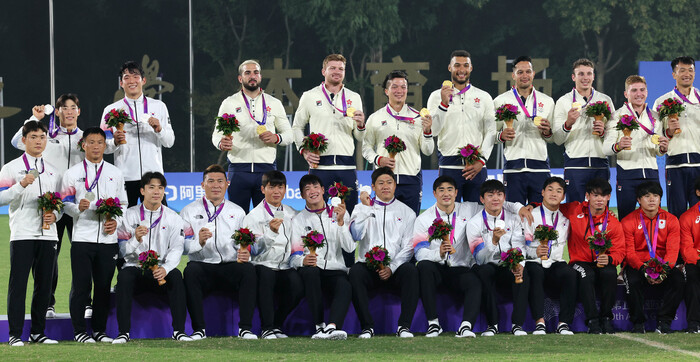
left=671, top=56, right=695, bottom=71
left=513, top=56, right=532, bottom=70
left=383, top=70, right=408, bottom=89
left=202, top=164, right=227, bottom=181
left=543, top=176, right=566, bottom=193
left=433, top=175, right=456, bottom=191
left=572, top=58, right=595, bottom=73
left=81, top=126, right=105, bottom=141
left=480, top=179, right=505, bottom=197
left=299, top=174, right=323, bottom=192
left=56, top=93, right=80, bottom=109
left=119, top=61, right=144, bottom=77
left=371, top=167, right=396, bottom=185
left=22, top=121, right=48, bottom=137
left=635, top=181, right=663, bottom=199
left=450, top=50, right=471, bottom=60
left=262, top=170, right=286, bottom=187
left=585, top=178, right=612, bottom=196
left=140, top=171, right=167, bottom=189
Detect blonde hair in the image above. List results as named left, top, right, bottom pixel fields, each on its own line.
left=322, top=54, right=346, bottom=69
left=624, top=75, right=646, bottom=90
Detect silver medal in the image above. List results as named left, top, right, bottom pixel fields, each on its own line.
left=274, top=210, right=285, bottom=220
left=29, top=169, right=39, bottom=178
left=85, top=191, right=95, bottom=201
left=495, top=220, right=506, bottom=229
left=204, top=222, right=216, bottom=233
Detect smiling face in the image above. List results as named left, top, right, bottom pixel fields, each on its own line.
left=541, top=182, right=565, bottom=210
left=673, top=62, right=695, bottom=88
left=637, top=192, right=661, bottom=215
left=322, top=60, right=346, bottom=87
left=57, top=99, right=80, bottom=128
left=480, top=190, right=505, bottom=215
left=449, top=56, right=472, bottom=85
left=119, top=70, right=146, bottom=99
left=301, top=182, right=325, bottom=208
left=572, top=65, right=595, bottom=93
left=512, top=60, right=534, bottom=90
left=22, top=129, right=47, bottom=157
left=385, top=77, right=408, bottom=105
left=624, top=82, right=648, bottom=108
left=202, top=172, right=229, bottom=204
left=238, top=63, right=261, bottom=92
left=433, top=182, right=457, bottom=210
left=372, top=174, right=396, bottom=202
left=140, top=178, right=165, bottom=207
left=262, top=183, right=286, bottom=206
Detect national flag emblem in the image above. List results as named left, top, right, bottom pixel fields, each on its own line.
left=316, top=101, right=322, bottom=107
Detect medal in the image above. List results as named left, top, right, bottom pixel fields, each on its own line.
left=204, top=222, right=216, bottom=233
left=651, top=134, right=660, bottom=145
left=533, top=116, right=543, bottom=126
left=419, top=108, right=430, bottom=118
left=442, top=80, right=453, bottom=88
left=359, top=185, right=372, bottom=195
left=495, top=220, right=506, bottom=229
left=256, top=125, right=267, bottom=135
left=274, top=210, right=285, bottom=219
left=29, top=169, right=40, bottom=177
left=346, top=107, right=356, bottom=117
left=83, top=160, right=104, bottom=200
left=330, top=197, right=342, bottom=207
left=22, top=154, right=45, bottom=177
left=571, top=102, right=582, bottom=111
left=85, top=191, right=95, bottom=201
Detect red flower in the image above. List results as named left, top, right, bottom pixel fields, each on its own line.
left=240, top=228, right=250, bottom=234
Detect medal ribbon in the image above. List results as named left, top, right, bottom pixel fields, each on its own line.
left=449, top=84, right=471, bottom=103
left=674, top=87, right=700, bottom=105
left=22, top=154, right=45, bottom=175
left=588, top=205, right=609, bottom=258
left=371, top=197, right=395, bottom=207
left=83, top=160, right=104, bottom=192
left=242, top=91, right=268, bottom=126
left=385, top=104, right=420, bottom=124
left=572, top=87, right=595, bottom=108
left=202, top=197, right=225, bottom=223
left=140, top=204, right=164, bottom=229
left=263, top=199, right=283, bottom=218
left=640, top=213, right=660, bottom=259
left=624, top=103, right=656, bottom=135
left=123, top=96, right=148, bottom=123
left=321, top=82, right=348, bottom=115
left=48, top=110, right=58, bottom=138
left=482, top=209, right=505, bottom=231
left=512, top=87, right=537, bottom=119
left=540, top=207, right=559, bottom=257
left=305, top=204, right=334, bottom=218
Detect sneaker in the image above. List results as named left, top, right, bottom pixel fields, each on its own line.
left=686, top=323, right=700, bottom=334
left=602, top=317, right=615, bottom=334
left=533, top=322, right=546, bottom=335
left=84, top=305, right=93, bottom=319
left=324, top=326, right=348, bottom=340
left=46, top=306, right=56, bottom=318
left=587, top=319, right=602, bottom=334
left=8, top=336, right=23, bottom=347
left=556, top=323, right=574, bottom=335
left=512, top=325, right=527, bottom=336
left=30, top=333, right=58, bottom=344
left=173, top=331, right=193, bottom=342
left=358, top=328, right=374, bottom=339
left=112, top=333, right=130, bottom=344
left=74, top=332, right=96, bottom=343
left=261, top=329, right=278, bottom=339
left=238, top=329, right=258, bottom=340
left=396, top=326, right=414, bottom=338
left=92, top=332, right=113, bottom=343
left=272, top=328, right=288, bottom=339
left=455, top=322, right=475, bottom=338
left=311, top=325, right=326, bottom=339
left=425, top=323, right=443, bottom=338
left=190, top=329, right=207, bottom=341
left=656, top=320, right=672, bottom=335
left=632, top=323, right=646, bottom=334
left=482, top=325, right=498, bottom=337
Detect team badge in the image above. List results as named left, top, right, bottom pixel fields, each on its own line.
left=235, top=107, right=242, bottom=113
left=474, top=98, right=481, bottom=108
left=347, top=99, right=353, bottom=106
left=577, top=214, right=584, bottom=219
left=659, top=219, right=666, bottom=229
left=381, top=120, right=387, bottom=126
left=565, top=179, right=570, bottom=185
left=695, top=216, right=700, bottom=224
left=538, top=102, right=544, bottom=112
left=316, top=101, right=323, bottom=107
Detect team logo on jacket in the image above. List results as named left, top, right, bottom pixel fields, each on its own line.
left=638, top=223, right=643, bottom=229
left=565, top=179, right=570, bottom=185
left=235, top=107, right=242, bottom=113
left=347, top=99, right=353, bottom=106
left=538, top=102, right=544, bottom=112
left=474, top=98, right=481, bottom=108
left=49, top=139, right=59, bottom=144
left=695, top=216, right=700, bottom=224
left=266, top=106, right=272, bottom=113
left=659, top=219, right=666, bottom=229
left=305, top=226, right=312, bottom=231
left=195, top=215, right=204, bottom=219
left=381, top=120, right=387, bottom=126
left=577, top=214, right=584, bottom=218
left=396, top=217, right=402, bottom=222
left=316, top=101, right=322, bottom=107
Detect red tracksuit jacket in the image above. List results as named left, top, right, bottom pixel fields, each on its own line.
left=621, top=208, right=680, bottom=269
left=680, top=201, right=700, bottom=265
left=559, top=201, right=625, bottom=265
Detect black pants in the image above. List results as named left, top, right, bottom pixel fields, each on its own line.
left=50, top=215, right=72, bottom=307
left=69, top=242, right=117, bottom=334
left=685, top=263, right=700, bottom=326
left=525, top=261, right=577, bottom=324
left=477, top=263, right=529, bottom=326
left=623, top=265, right=685, bottom=324
left=298, top=267, right=351, bottom=328
left=184, top=261, right=257, bottom=331
left=350, top=262, right=419, bottom=330
left=256, top=265, right=303, bottom=331
left=125, top=180, right=168, bottom=207
left=116, top=266, right=187, bottom=334
left=571, top=262, right=617, bottom=322
left=7, top=240, right=57, bottom=337
left=417, top=261, right=481, bottom=324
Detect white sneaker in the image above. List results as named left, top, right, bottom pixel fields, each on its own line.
left=111, top=333, right=130, bottom=344
left=396, top=326, right=414, bottom=338
left=557, top=323, right=574, bottom=335
left=92, top=332, right=113, bottom=343
left=425, top=323, right=443, bottom=337
left=261, top=330, right=278, bottom=339
left=238, top=329, right=258, bottom=340
left=512, top=325, right=527, bottom=336
left=8, top=336, right=23, bottom=347
left=533, top=323, right=547, bottom=335
left=74, top=332, right=96, bottom=343
left=46, top=306, right=56, bottom=318
left=455, top=322, right=475, bottom=338
left=190, top=329, right=207, bottom=341
left=313, top=326, right=347, bottom=340
left=311, top=325, right=326, bottom=339
left=358, top=328, right=374, bottom=339
left=30, top=333, right=58, bottom=344
left=173, top=331, right=193, bottom=342
left=272, top=329, right=288, bottom=339
left=84, top=306, right=93, bottom=319
left=482, top=325, right=498, bottom=337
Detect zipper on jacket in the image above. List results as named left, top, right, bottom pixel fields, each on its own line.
left=96, top=164, right=101, bottom=242
left=213, top=217, right=223, bottom=263
left=317, top=213, right=329, bottom=269
left=382, top=205, right=387, bottom=249
left=67, top=133, right=71, bottom=170
left=134, top=100, right=143, bottom=177
left=37, top=161, right=44, bottom=237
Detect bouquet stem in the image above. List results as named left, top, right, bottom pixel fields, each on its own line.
left=150, top=265, right=166, bottom=286
left=42, top=211, right=52, bottom=230
left=513, top=269, right=523, bottom=284
left=505, top=119, right=514, bottom=129
left=622, top=129, right=632, bottom=150
left=309, top=246, right=317, bottom=256
left=592, top=115, right=604, bottom=136
left=670, top=114, right=681, bottom=134
left=441, top=235, right=455, bottom=254
left=116, top=123, right=127, bottom=144
left=378, top=264, right=385, bottom=271
left=540, top=239, right=549, bottom=260
left=310, top=151, right=320, bottom=169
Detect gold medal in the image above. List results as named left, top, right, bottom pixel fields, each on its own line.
left=420, top=108, right=430, bottom=118
left=256, top=125, right=267, bottom=135
left=442, top=80, right=453, bottom=88
left=533, top=116, right=543, bottom=126
left=346, top=107, right=356, bottom=117
left=571, top=102, right=582, bottom=111
left=651, top=134, right=660, bottom=145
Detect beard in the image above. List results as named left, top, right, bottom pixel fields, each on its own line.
left=243, top=82, right=259, bottom=92
left=452, top=75, right=470, bottom=85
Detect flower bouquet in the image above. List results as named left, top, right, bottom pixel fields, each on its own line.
left=37, top=192, right=63, bottom=230
left=656, top=98, right=685, bottom=135
left=643, top=257, right=671, bottom=283
left=215, top=113, right=240, bottom=137
left=95, top=197, right=123, bottom=220
left=77, top=137, right=85, bottom=152
left=104, top=109, right=132, bottom=145
left=584, top=101, right=612, bottom=136
left=428, top=218, right=454, bottom=254
left=232, top=227, right=256, bottom=263
left=615, top=114, right=639, bottom=150
left=365, top=246, right=391, bottom=271
left=587, top=230, right=612, bottom=268
left=384, top=135, right=406, bottom=161
left=302, top=230, right=325, bottom=256
left=495, top=104, right=520, bottom=129
left=459, top=144, right=482, bottom=165
left=500, top=247, right=525, bottom=283
left=328, top=181, right=352, bottom=205
left=301, top=133, right=329, bottom=169
left=533, top=224, right=558, bottom=261
left=139, top=250, right=165, bottom=286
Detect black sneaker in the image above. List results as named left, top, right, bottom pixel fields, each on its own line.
left=686, top=322, right=700, bottom=334
left=602, top=317, right=615, bottom=334
left=587, top=319, right=602, bottom=334
left=632, top=323, right=646, bottom=334
left=656, top=320, right=672, bottom=335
